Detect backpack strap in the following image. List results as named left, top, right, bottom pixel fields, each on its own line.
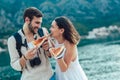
left=13, top=31, right=28, bottom=73
left=37, top=27, right=48, bottom=57
left=13, top=32, right=23, bottom=58
left=38, top=28, right=44, bottom=37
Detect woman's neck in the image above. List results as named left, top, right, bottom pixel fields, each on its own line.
left=57, top=37, right=66, bottom=44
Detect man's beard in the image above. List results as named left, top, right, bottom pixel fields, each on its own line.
left=28, top=23, right=36, bottom=34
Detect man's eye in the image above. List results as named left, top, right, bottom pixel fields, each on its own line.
left=36, top=22, right=40, bottom=24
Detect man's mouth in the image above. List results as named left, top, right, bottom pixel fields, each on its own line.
left=34, top=27, right=39, bottom=30
left=34, top=27, right=39, bottom=31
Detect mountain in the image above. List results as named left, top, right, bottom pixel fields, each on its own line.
left=0, top=0, right=120, bottom=37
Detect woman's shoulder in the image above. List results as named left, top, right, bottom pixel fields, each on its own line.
left=64, top=41, right=76, bottom=56
left=65, top=41, right=76, bottom=49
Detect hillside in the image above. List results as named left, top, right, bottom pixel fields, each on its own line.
left=0, top=0, right=120, bottom=37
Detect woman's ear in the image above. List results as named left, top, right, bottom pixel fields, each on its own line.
left=25, top=17, right=30, bottom=24
left=60, top=28, right=64, bottom=34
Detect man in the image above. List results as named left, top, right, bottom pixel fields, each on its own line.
left=8, top=7, right=53, bottom=80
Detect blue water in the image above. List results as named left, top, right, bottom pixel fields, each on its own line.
left=0, top=42, right=120, bottom=80
left=78, top=43, right=120, bottom=80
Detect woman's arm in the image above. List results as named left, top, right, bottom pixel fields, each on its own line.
left=57, top=42, right=77, bottom=72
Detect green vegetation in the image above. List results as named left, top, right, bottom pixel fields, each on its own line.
left=0, top=0, right=120, bottom=47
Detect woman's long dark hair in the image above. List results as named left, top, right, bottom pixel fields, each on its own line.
left=55, top=16, right=80, bottom=45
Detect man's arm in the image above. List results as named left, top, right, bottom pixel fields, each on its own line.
left=8, top=36, right=38, bottom=70
left=8, top=36, right=23, bottom=71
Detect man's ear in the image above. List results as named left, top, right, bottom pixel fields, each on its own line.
left=25, top=17, right=30, bottom=24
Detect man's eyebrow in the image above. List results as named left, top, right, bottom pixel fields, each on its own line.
left=36, top=21, right=41, bottom=24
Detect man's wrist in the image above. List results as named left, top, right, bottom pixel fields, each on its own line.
left=23, top=55, right=27, bottom=60
left=47, top=47, right=51, bottom=51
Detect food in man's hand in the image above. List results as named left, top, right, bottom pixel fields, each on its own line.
left=28, top=36, right=47, bottom=49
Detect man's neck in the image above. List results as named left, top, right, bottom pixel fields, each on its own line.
left=23, top=24, right=34, bottom=37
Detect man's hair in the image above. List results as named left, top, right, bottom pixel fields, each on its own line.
left=23, top=7, right=43, bottom=22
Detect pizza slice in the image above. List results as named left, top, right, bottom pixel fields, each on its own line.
left=28, top=36, right=47, bottom=49
left=49, top=46, right=65, bottom=57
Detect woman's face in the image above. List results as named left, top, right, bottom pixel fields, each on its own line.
left=50, top=20, right=62, bottom=39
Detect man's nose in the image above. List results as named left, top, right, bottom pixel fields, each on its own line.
left=49, top=27, right=52, bottom=31
left=38, top=24, right=41, bottom=28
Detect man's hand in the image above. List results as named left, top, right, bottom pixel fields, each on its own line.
left=42, top=39, right=49, bottom=51
left=25, top=47, right=38, bottom=60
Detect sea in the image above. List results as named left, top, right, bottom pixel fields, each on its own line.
left=0, top=41, right=120, bottom=80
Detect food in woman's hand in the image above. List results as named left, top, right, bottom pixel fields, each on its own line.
left=49, top=46, right=64, bottom=57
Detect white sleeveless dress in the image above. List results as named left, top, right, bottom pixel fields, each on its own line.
left=55, top=43, right=88, bottom=80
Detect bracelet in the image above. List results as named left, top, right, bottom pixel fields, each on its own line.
left=57, top=56, right=63, bottom=59
left=47, top=47, right=51, bottom=51
left=23, top=55, right=27, bottom=60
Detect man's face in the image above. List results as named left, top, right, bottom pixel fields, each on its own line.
left=28, top=16, right=42, bottom=34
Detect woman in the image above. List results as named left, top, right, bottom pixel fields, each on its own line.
left=49, top=16, right=88, bottom=80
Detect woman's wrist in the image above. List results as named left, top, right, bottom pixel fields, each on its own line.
left=57, top=56, right=63, bottom=59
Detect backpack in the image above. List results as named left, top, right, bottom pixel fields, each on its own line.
left=13, top=28, right=44, bottom=58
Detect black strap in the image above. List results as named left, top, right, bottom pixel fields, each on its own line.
left=13, top=32, right=23, bottom=58
left=38, top=28, right=44, bottom=37
left=13, top=31, right=28, bottom=74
